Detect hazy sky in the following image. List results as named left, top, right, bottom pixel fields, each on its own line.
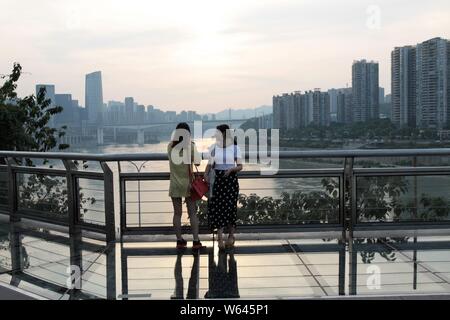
left=1, top=0, right=450, bottom=112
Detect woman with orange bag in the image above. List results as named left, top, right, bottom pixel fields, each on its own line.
left=168, top=122, right=204, bottom=250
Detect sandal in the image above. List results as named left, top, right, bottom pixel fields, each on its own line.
left=176, top=238, right=187, bottom=249
left=192, top=240, right=205, bottom=251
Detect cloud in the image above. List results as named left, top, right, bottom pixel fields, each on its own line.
left=34, top=28, right=191, bottom=63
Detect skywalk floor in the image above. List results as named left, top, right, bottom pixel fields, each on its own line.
left=1, top=218, right=450, bottom=300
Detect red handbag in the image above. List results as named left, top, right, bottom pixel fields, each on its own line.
left=189, top=165, right=209, bottom=201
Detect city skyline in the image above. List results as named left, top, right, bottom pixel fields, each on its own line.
left=274, top=35, right=450, bottom=131
left=2, top=0, right=450, bottom=112
left=29, top=35, right=450, bottom=130
left=392, top=37, right=450, bottom=129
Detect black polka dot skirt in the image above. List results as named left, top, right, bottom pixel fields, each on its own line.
left=207, top=170, right=239, bottom=231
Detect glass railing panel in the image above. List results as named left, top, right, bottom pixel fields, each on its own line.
left=16, top=173, right=68, bottom=221
left=0, top=226, right=109, bottom=300
left=78, top=250, right=107, bottom=299
left=231, top=176, right=340, bottom=226
left=356, top=175, right=450, bottom=223
left=351, top=237, right=450, bottom=296
left=78, top=178, right=105, bottom=226
left=124, top=176, right=340, bottom=228
left=125, top=180, right=172, bottom=227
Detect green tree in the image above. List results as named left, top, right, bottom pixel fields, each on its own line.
left=196, top=178, right=340, bottom=226
left=0, top=63, right=73, bottom=269
left=0, top=64, right=100, bottom=221
left=0, top=63, right=68, bottom=152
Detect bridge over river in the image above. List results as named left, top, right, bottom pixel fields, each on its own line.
left=91, top=119, right=248, bottom=145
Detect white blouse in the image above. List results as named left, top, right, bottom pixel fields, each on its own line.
left=208, top=144, right=242, bottom=171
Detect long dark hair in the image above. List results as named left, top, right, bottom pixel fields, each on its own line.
left=216, top=124, right=237, bottom=146
left=171, top=122, right=191, bottom=147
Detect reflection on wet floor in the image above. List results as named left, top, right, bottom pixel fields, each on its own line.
left=0, top=219, right=111, bottom=300
left=1, top=218, right=450, bottom=299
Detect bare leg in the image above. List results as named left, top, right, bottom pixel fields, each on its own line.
left=171, top=197, right=183, bottom=240
left=226, top=225, right=236, bottom=246
left=217, top=228, right=225, bottom=249
left=186, top=197, right=199, bottom=241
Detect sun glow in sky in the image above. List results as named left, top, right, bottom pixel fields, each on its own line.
left=1, top=0, right=450, bottom=112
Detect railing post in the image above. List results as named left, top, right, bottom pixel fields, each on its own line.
left=69, top=229, right=83, bottom=299
left=343, top=157, right=355, bottom=237
left=3, top=157, right=21, bottom=284
left=412, top=156, right=418, bottom=290
left=344, top=156, right=357, bottom=295
left=100, top=161, right=116, bottom=244
left=5, top=158, right=19, bottom=223
left=120, top=243, right=129, bottom=300
left=348, top=236, right=357, bottom=295
left=117, top=161, right=127, bottom=240
left=9, top=222, right=23, bottom=286
left=412, top=156, right=418, bottom=220
left=63, top=160, right=79, bottom=236
left=63, top=160, right=84, bottom=298
left=338, top=241, right=346, bottom=295
left=106, top=244, right=117, bottom=300
left=119, top=176, right=127, bottom=240
left=339, top=173, right=345, bottom=240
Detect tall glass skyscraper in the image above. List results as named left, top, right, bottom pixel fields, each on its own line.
left=416, top=38, right=450, bottom=129
left=55, top=94, right=73, bottom=124
left=391, top=45, right=416, bottom=127
left=85, top=71, right=104, bottom=123
left=391, top=37, right=450, bottom=129
left=352, top=60, right=380, bottom=122
left=124, top=97, right=134, bottom=123
left=36, top=84, right=56, bottom=126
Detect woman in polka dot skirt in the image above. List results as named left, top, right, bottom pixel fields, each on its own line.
left=204, top=124, right=243, bottom=251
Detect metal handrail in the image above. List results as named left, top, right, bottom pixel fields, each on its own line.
left=120, top=168, right=345, bottom=180
left=2, top=148, right=450, bottom=242
left=2, top=148, right=450, bottom=161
